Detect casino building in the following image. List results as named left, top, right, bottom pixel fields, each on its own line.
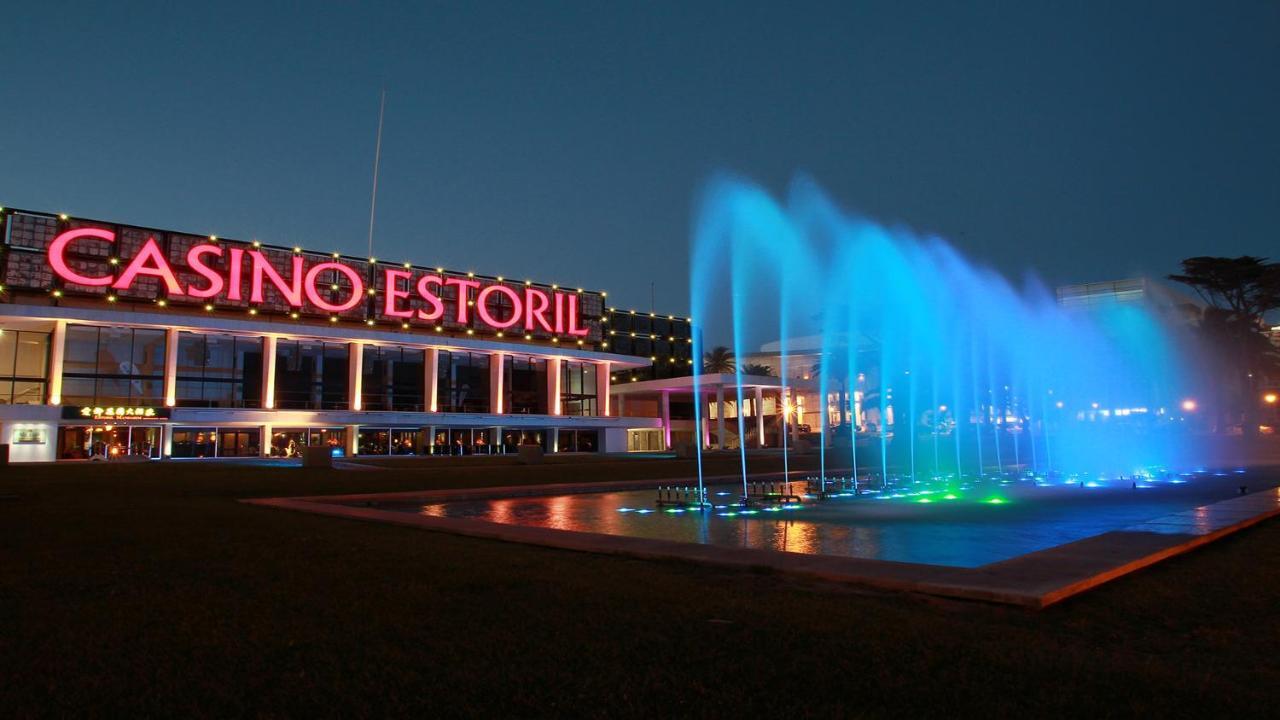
left=0, top=208, right=697, bottom=461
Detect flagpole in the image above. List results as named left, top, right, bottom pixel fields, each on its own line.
left=367, top=89, right=387, bottom=259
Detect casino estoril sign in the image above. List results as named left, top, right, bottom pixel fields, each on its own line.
left=47, top=227, right=592, bottom=335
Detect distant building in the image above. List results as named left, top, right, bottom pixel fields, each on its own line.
left=1055, top=277, right=1203, bottom=320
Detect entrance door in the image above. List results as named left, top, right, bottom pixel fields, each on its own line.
left=128, top=426, right=162, bottom=458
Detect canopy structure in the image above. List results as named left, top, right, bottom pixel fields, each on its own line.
left=610, top=373, right=790, bottom=450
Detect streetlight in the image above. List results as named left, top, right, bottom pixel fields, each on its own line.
left=1181, top=399, right=1197, bottom=412
left=1265, top=392, right=1278, bottom=405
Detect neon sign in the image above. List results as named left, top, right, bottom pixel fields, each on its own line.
left=62, top=406, right=171, bottom=420
left=45, top=228, right=592, bottom=335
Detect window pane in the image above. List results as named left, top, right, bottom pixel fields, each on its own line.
left=11, top=381, right=45, bottom=404
left=63, top=325, right=99, bottom=375
left=97, top=377, right=132, bottom=404
left=98, top=327, right=134, bottom=375
left=321, top=343, right=349, bottom=410
left=62, top=377, right=96, bottom=406
left=235, top=338, right=262, bottom=406
left=176, top=333, right=206, bottom=380
left=0, top=330, right=15, bottom=376
left=132, top=329, right=166, bottom=376
left=203, top=335, right=236, bottom=380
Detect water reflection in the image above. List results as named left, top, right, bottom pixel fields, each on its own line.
left=404, top=475, right=1268, bottom=568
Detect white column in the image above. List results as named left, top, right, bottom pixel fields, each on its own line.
left=700, top=392, right=711, bottom=448
left=47, top=320, right=67, bottom=405
left=660, top=390, right=671, bottom=450
left=260, top=424, right=272, bottom=458
left=262, top=335, right=277, bottom=410
left=349, top=342, right=363, bottom=411
left=755, top=385, right=765, bottom=448
left=595, top=362, right=610, bottom=416
left=346, top=424, right=359, bottom=457
left=426, top=424, right=436, bottom=455
left=489, top=352, right=504, bottom=414
left=716, top=385, right=726, bottom=450
left=425, top=348, right=439, bottom=412
left=164, top=328, right=179, bottom=407
left=492, top=425, right=503, bottom=453
left=547, top=357, right=562, bottom=416
left=161, top=423, right=173, bottom=457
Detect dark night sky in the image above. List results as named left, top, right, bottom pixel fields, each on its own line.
left=3, top=1, right=1277, bottom=316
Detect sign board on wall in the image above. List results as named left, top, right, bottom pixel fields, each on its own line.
left=61, top=406, right=172, bottom=421
left=0, top=210, right=605, bottom=343
left=13, top=427, right=47, bottom=444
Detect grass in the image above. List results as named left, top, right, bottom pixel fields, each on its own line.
left=3, top=454, right=1279, bottom=717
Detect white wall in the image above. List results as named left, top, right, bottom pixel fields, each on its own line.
left=2, top=421, right=58, bottom=462
left=601, top=427, right=628, bottom=453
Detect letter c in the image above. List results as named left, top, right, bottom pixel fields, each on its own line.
left=48, top=228, right=116, bottom=286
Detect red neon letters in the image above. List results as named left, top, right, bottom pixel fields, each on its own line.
left=46, top=228, right=590, bottom=334
left=47, top=228, right=116, bottom=286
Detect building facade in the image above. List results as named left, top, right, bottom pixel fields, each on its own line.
left=0, top=208, right=671, bottom=461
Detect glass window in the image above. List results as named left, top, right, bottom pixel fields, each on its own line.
left=0, top=331, right=14, bottom=377
left=60, top=325, right=165, bottom=406
left=560, top=361, right=599, bottom=416
left=171, top=427, right=218, bottom=458
left=557, top=429, right=599, bottom=452
left=276, top=341, right=349, bottom=410
left=437, top=350, right=490, bottom=413
left=390, top=429, right=423, bottom=455
left=503, top=355, right=547, bottom=414
left=0, top=329, right=49, bottom=404
left=358, top=428, right=390, bottom=455
left=217, top=429, right=261, bottom=457
left=362, top=345, right=425, bottom=411
left=270, top=429, right=308, bottom=457
left=269, top=427, right=346, bottom=456
left=175, top=332, right=263, bottom=408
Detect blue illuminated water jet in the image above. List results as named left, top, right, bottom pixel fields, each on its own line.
left=689, top=174, right=1203, bottom=487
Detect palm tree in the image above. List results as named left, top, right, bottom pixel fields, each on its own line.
left=702, top=346, right=735, bottom=374
left=740, top=363, right=774, bottom=377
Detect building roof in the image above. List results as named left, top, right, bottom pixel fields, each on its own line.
left=610, top=373, right=785, bottom=396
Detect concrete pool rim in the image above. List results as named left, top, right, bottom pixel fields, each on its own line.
left=241, top=473, right=1280, bottom=609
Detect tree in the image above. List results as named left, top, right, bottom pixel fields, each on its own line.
left=1170, top=256, right=1280, bottom=434
left=702, top=346, right=735, bottom=374
left=740, top=363, right=774, bottom=377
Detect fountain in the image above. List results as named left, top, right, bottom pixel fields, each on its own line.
left=689, top=173, right=1204, bottom=492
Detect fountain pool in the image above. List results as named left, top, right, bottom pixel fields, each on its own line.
left=358, top=469, right=1271, bottom=568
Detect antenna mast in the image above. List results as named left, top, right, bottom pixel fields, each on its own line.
left=367, top=89, right=387, bottom=258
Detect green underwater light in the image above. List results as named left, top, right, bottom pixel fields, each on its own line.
left=985, top=497, right=1007, bottom=505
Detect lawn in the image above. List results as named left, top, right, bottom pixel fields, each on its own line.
left=3, top=455, right=1278, bottom=717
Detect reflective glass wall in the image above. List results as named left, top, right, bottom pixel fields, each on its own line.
left=175, top=332, right=263, bottom=408
left=437, top=350, right=489, bottom=413
left=560, top=361, right=598, bottom=416
left=362, top=345, right=424, bottom=411
left=275, top=340, right=349, bottom=410
left=503, top=355, right=547, bottom=414
left=62, top=325, right=166, bottom=406
left=0, top=327, right=49, bottom=404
